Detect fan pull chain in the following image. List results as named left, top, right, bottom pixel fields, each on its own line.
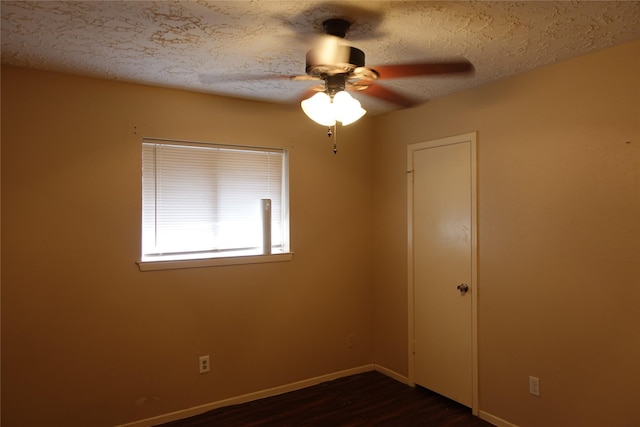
left=327, top=125, right=338, bottom=154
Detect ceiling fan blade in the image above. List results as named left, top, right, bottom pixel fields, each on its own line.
left=360, top=84, right=417, bottom=108
left=290, top=74, right=322, bottom=82
left=372, top=60, right=474, bottom=80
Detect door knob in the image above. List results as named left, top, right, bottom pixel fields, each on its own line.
left=457, top=283, right=469, bottom=295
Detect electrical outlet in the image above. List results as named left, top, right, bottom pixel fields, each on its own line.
left=199, top=355, right=210, bottom=374
left=529, top=376, right=540, bottom=396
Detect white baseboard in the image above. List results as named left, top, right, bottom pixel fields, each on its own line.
left=373, top=363, right=411, bottom=386
left=374, top=366, right=518, bottom=427
left=115, top=364, right=376, bottom=427
left=479, top=410, right=519, bottom=427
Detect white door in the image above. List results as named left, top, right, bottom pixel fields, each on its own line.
left=408, top=133, right=477, bottom=410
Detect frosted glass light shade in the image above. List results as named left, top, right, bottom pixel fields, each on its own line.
left=301, top=90, right=366, bottom=126
left=333, top=91, right=366, bottom=125
left=301, top=92, right=336, bottom=126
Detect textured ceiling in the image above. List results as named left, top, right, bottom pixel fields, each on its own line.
left=2, top=1, right=640, bottom=114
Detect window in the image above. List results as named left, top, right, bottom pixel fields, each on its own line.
left=139, top=138, right=290, bottom=270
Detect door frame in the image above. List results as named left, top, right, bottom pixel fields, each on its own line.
left=407, top=132, right=478, bottom=415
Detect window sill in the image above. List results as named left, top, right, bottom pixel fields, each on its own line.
left=137, top=252, right=294, bottom=271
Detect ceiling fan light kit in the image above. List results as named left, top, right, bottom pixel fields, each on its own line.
left=301, top=91, right=366, bottom=126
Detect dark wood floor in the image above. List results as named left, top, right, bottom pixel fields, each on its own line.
left=158, top=371, right=493, bottom=426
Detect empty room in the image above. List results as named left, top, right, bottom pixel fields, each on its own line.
left=1, top=2, right=639, bottom=427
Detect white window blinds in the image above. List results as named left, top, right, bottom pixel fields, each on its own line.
left=141, top=139, right=288, bottom=261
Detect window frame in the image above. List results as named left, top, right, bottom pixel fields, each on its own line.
left=137, top=138, right=292, bottom=271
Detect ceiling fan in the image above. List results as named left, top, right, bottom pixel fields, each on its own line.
left=289, top=18, right=474, bottom=126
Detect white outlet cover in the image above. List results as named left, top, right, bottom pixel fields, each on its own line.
left=529, top=376, right=540, bottom=396
left=199, top=355, right=210, bottom=374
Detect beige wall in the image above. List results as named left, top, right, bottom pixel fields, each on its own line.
left=373, top=40, right=640, bottom=426
left=2, top=39, right=639, bottom=427
left=1, top=67, right=375, bottom=426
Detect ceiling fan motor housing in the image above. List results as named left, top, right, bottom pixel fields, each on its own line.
left=306, top=45, right=365, bottom=76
